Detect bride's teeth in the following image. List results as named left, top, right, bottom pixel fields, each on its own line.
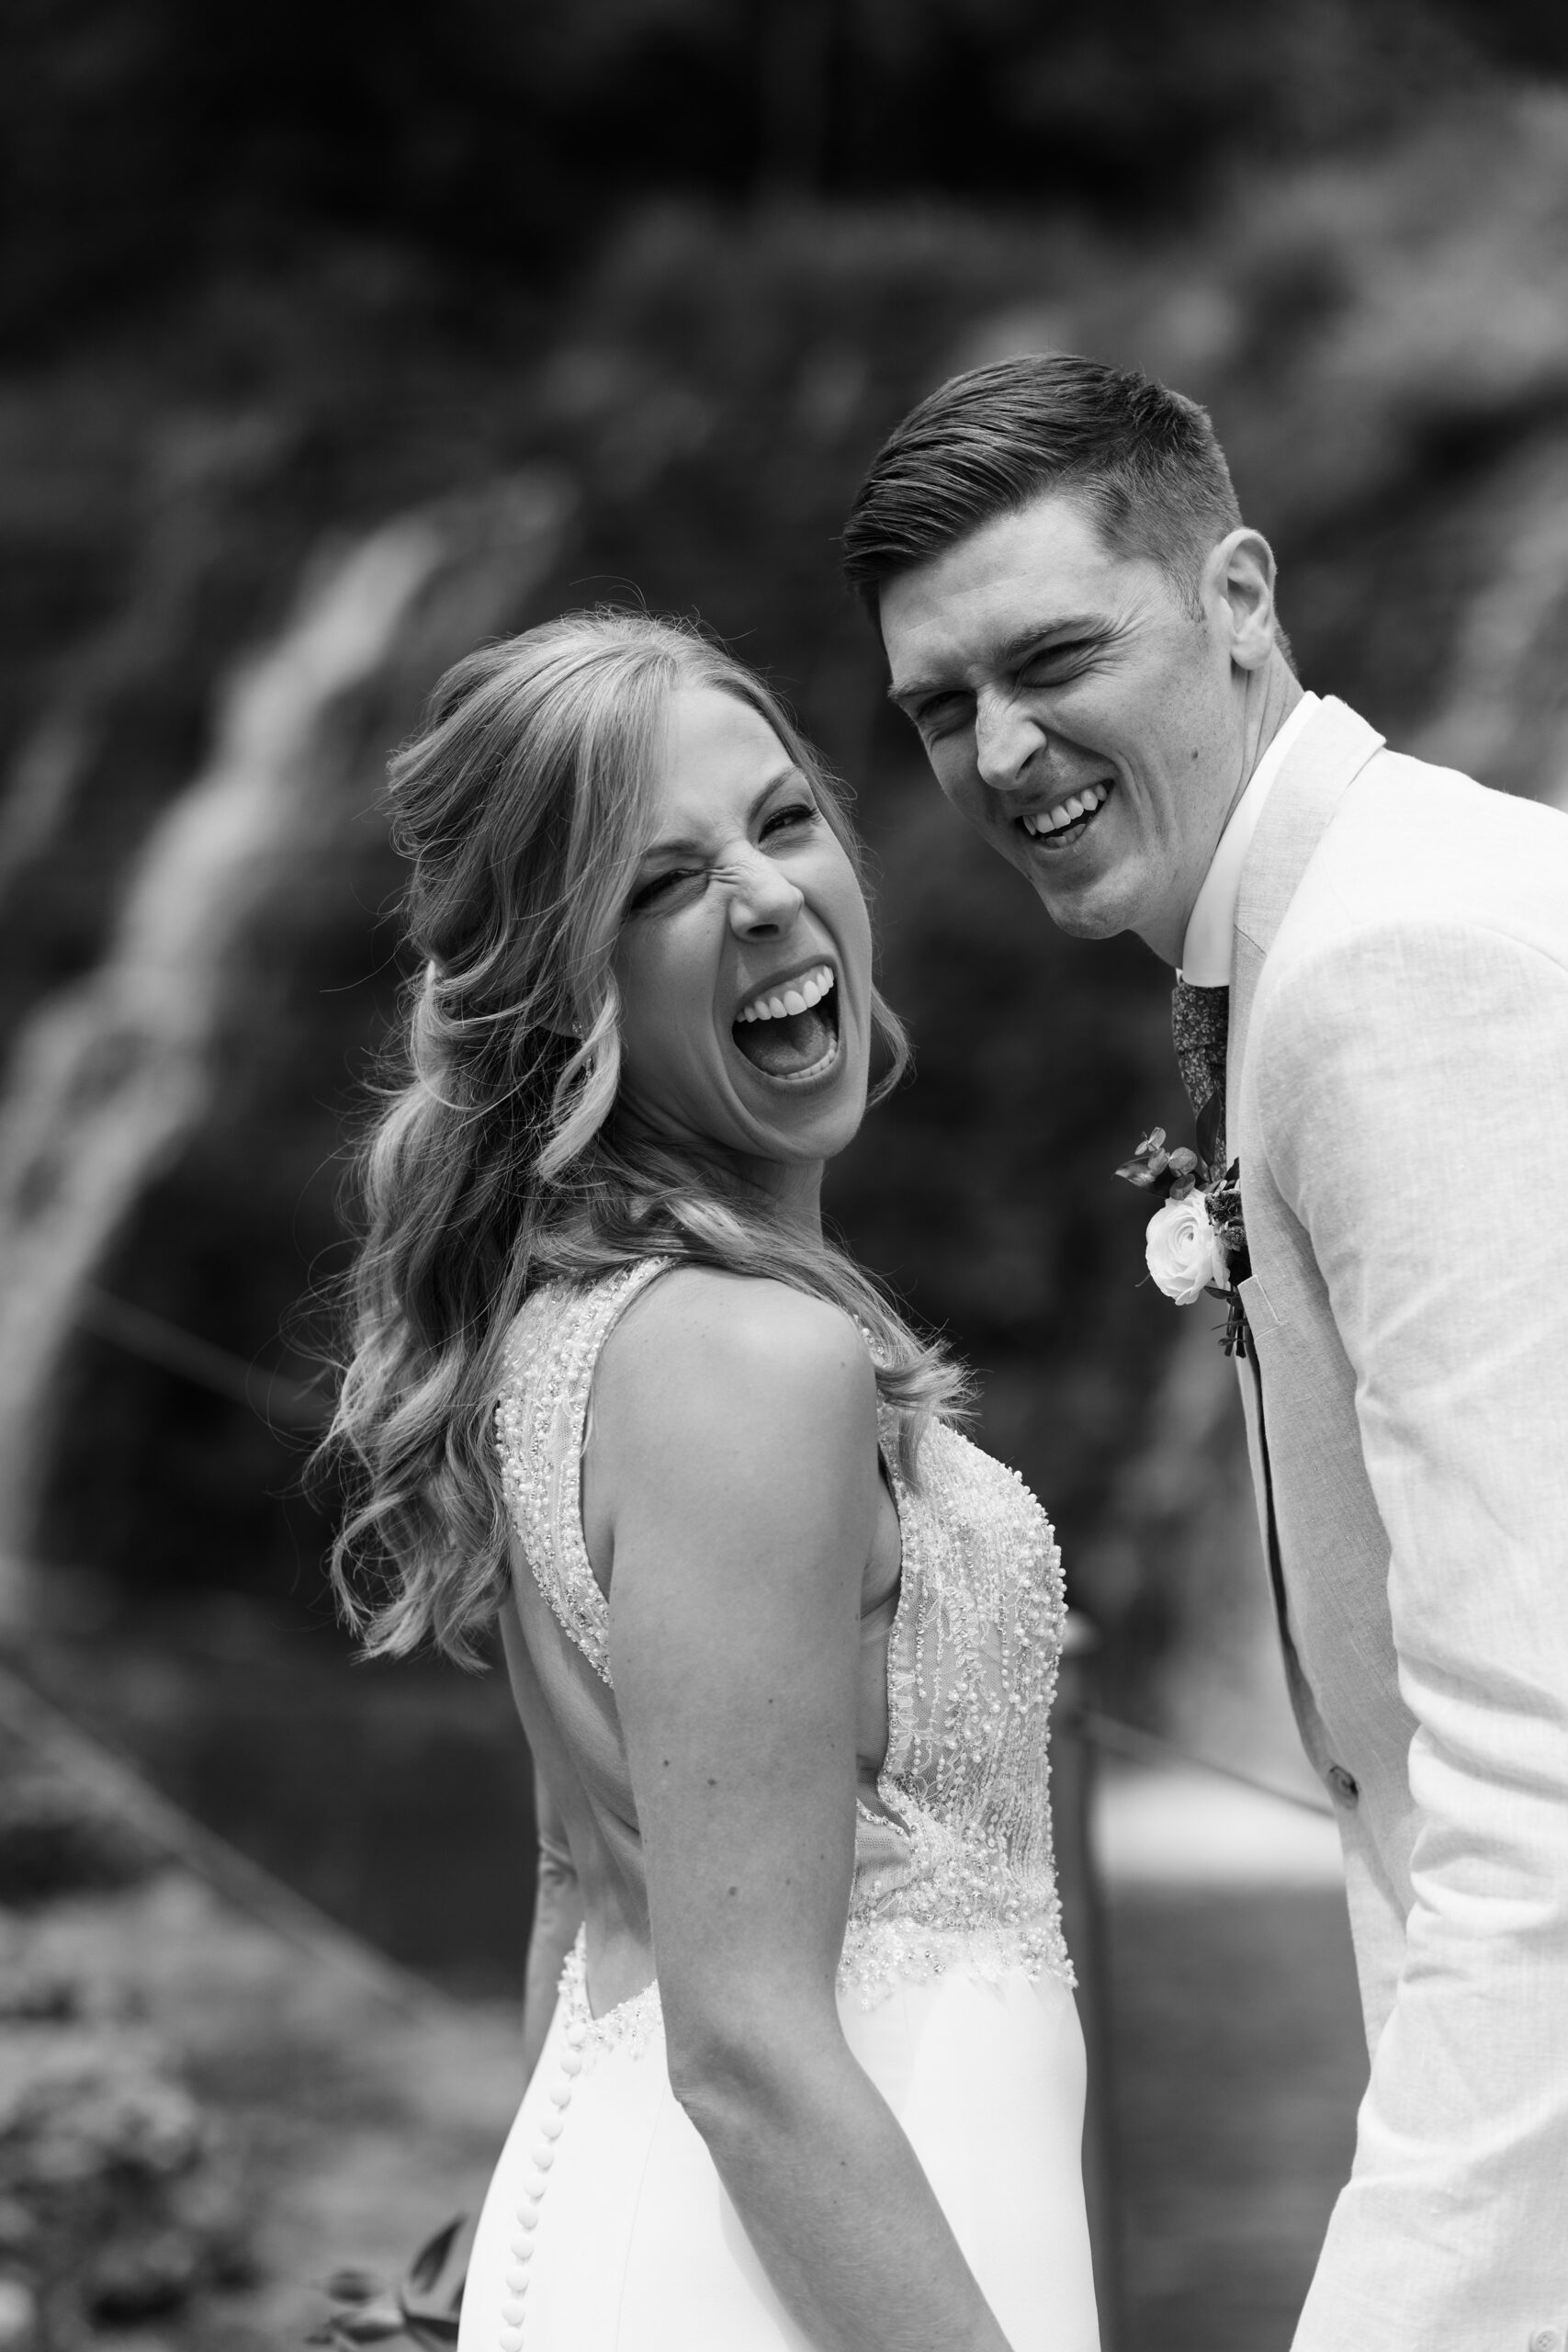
left=737, top=966, right=837, bottom=1023
left=1064, top=796, right=1084, bottom=820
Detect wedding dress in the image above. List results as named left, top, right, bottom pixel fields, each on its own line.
left=457, top=1259, right=1100, bottom=2352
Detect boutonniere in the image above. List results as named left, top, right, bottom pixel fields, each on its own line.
left=1115, top=1128, right=1251, bottom=1357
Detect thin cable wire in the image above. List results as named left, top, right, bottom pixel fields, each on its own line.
left=0, top=1657, right=446, bottom=2017
left=1068, top=1702, right=1336, bottom=1818
left=75, top=1284, right=331, bottom=1430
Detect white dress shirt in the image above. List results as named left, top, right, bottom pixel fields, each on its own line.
left=1179, top=692, right=1321, bottom=984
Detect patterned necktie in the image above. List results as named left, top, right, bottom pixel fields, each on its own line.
left=1174, top=977, right=1292, bottom=1668
left=1171, top=978, right=1230, bottom=1175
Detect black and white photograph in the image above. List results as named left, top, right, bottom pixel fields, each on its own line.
left=0, top=6, right=1565, bottom=2348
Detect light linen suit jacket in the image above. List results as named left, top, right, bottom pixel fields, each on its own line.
left=1227, top=695, right=1568, bottom=2351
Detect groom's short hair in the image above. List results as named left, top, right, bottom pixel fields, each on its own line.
left=842, top=353, right=1242, bottom=615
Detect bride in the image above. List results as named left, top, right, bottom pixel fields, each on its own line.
left=327, top=611, right=1101, bottom=2352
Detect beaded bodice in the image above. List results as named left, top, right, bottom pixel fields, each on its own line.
left=494, top=1259, right=1072, bottom=2011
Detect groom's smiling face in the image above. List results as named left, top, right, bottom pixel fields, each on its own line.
left=879, top=490, right=1271, bottom=963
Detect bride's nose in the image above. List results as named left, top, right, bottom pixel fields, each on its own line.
left=728, top=846, right=806, bottom=935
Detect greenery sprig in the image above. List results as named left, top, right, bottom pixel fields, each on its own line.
left=308, top=2216, right=465, bottom=2348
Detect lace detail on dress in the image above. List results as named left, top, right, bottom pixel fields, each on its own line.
left=494, top=1259, right=668, bottom=1682
left=836, top=1405, right=1072, bottom=2006
left=497, top=1266, right=1073, bottom=2009
left=556, top=1931, right=662, bottom=2069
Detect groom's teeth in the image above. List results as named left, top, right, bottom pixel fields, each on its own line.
left=1022, top=782, right=1109, bottom=838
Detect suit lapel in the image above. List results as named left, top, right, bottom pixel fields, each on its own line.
left=1225, top=696, right=1385, bottom=1152
left=1221, top=700, right=1385, bottom=1753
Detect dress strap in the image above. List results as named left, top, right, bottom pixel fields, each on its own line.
left=494, top=1258, right=670, bottom=1684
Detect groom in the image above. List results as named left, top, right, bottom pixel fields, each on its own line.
left=843, top=354, right=1568, bottom=2348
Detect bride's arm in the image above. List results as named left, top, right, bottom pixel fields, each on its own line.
left=592, top=1270, right=1015, bottom=2352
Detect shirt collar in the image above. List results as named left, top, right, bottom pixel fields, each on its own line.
left=1178, top=692, right=1320, bottom=986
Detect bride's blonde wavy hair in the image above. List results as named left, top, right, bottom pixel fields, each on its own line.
left=325, top=609, right=968, bottom=1664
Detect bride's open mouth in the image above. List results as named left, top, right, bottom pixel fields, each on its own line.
left=731, top=962, right=841, bottom=1085
left=1018, top=777, right=1113, bottom=853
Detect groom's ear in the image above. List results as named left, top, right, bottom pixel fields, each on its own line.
left=1203, top=527, right=1280, bottom=672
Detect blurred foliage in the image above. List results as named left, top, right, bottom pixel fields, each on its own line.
left=2, top=0, right=1566, bottom=338
left=0, top=1720, right=254, bottom=2345
left=3, top=36, right=1562, bottom=2306
left=1, top=20, right=1566, bottom=1702
left=0, top=2006, right=253, bottom=2339
left=0, top=1765, right=159, bottom=1908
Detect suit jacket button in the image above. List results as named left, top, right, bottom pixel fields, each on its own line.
left=1529, top=2330, right=1562, bottom=2352
left=1325, top=1764, right=1359, bottom=1809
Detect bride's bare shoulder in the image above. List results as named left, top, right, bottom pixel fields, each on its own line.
left=595, top=1262, right=875, bottom=1453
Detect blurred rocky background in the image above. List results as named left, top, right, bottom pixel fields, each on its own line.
left=1, top=1, right=1567, bottom=2343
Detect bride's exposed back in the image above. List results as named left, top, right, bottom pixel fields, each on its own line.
left=326, top=612, right=1100, bottom=2352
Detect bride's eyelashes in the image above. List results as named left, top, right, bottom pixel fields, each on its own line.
left=625, top=804, right=820, bottom=915
left=761, top=799, right=820, bottom=841
left=626, top=864, right=699, bottom=913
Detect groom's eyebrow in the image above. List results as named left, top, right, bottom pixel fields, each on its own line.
left=887, top=615, right=1107, bottom=707
left=993, top=616, right=1106, bottom=667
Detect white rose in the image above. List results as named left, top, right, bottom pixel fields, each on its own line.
left=1145, top=1192, right=1228, bottom=1305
